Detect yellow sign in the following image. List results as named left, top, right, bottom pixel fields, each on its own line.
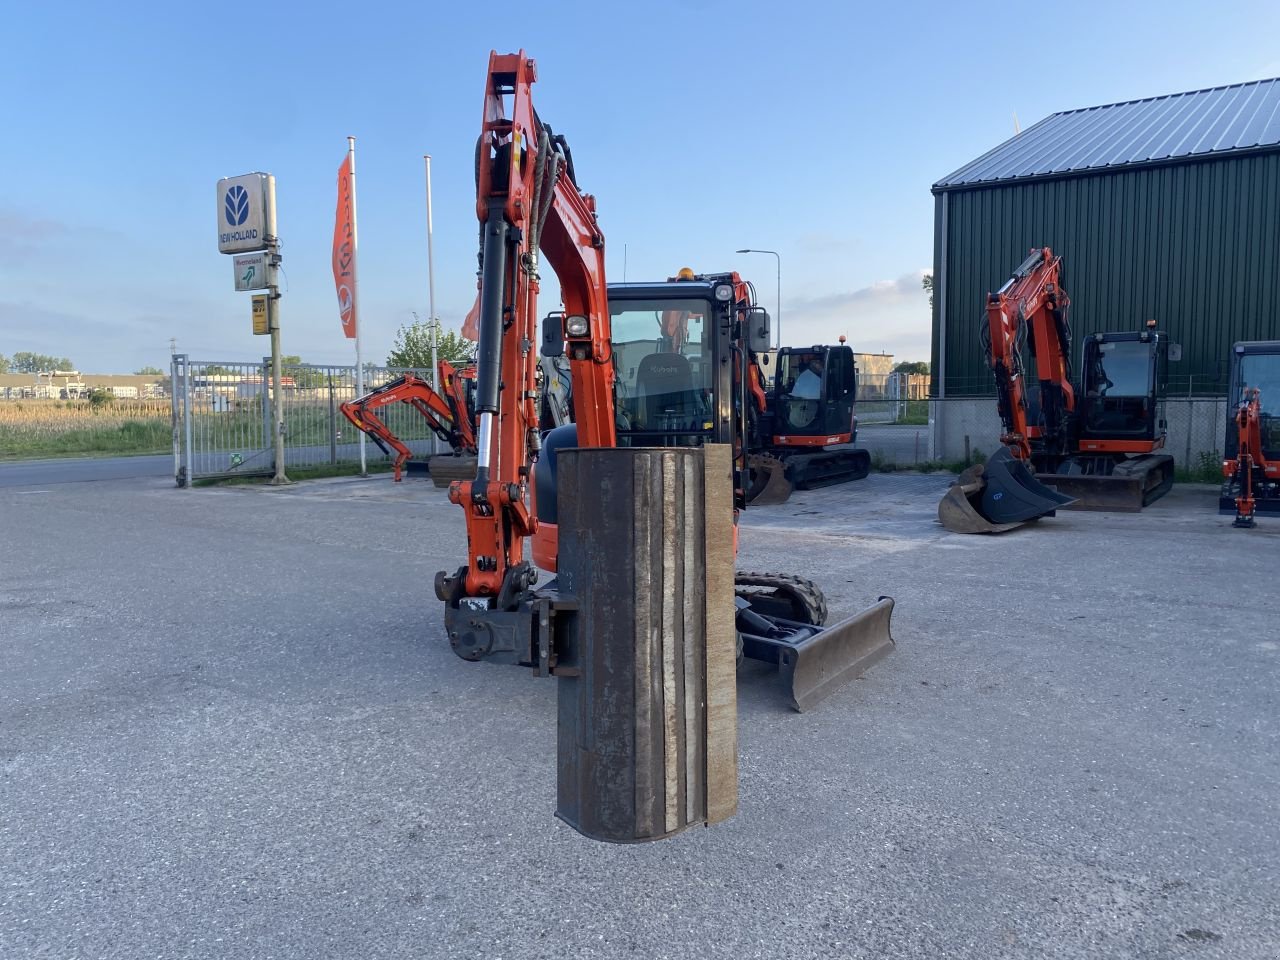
left=252, top=295, right=269, bottom=335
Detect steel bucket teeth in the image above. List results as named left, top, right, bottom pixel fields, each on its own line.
left=782, top=597, right=895, bottom=711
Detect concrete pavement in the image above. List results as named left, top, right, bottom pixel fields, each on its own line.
left=1, top=472, right=1276, bottom=959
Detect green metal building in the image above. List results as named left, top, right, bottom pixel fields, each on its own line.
left=931, top=78, right=1280, bottom=397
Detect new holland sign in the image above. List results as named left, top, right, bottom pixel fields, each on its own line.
left=217, top=173, right=270, bottom=254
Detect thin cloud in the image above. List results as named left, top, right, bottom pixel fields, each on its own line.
left=0, top=209, right=69, bottom=263
left=788, top=270, right=931, bottom=314
left=782, top=270, right=932, bottom=361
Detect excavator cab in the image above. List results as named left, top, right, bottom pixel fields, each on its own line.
left=609, top=289, right=718, bottom=447
left=771, top=346, right=857, bottom=439
left=1077, top=329, right=1171, bottom=445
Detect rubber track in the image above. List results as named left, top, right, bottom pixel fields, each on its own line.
left=735, top=571, right=828, bottom=626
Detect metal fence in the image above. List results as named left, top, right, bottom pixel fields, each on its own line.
left=171, top=355, right=445, bottom=485
left=855, top=395, right=1231, bottom=480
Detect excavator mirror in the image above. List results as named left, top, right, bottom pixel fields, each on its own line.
left=1169, top=343, right=1183, bottom=363
left=746, top=306, right=771, bottom=354
left=542, top=313, right=565, bottom=358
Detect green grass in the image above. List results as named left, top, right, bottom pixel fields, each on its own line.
left=899, top=400, right=929, bottom=425
left=0, top=418, right=172, bottom=460
left=1175, top=450, right=1224, bottom=484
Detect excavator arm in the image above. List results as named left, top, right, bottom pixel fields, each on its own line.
left=1227, top=387, right=1263, bottom=526
left=339, top=372, right=470, bottom=481
left=983, top=247, right=1074, bottom=461
left=440, top=50, right=614, bottom=607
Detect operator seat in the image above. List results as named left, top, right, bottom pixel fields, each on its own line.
left=634, top=353, right=700, bottom=434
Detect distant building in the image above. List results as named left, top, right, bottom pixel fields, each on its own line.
left=932, top=76, right=1280, bottom=397
left=888, top=372, right=930, bottom=400
left=853, top=352, right=894, bottom=398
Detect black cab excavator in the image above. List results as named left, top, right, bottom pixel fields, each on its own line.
left=745, top=334, right=871, bottom=503
left=434, top=50, right=894, bottom=716
left=940, top=247, right=1180, bottom=533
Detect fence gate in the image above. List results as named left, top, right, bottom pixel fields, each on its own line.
left=171, top=355, right=444, bottom=486
left=171, top=355, right=275, bottom=485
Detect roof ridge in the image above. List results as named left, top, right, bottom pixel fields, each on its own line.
left=934, top=76, right=1280, bottom=190
left=1053, top=76, right=1279, bottom=118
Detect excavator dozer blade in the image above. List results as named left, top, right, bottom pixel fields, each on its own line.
left=979, top=447, right=1077, bottom=524
left=782, top=597, right=895, bottom=712
left=1037, top=454, right=1175, bottom=512
left=745, top=454, right=795, bottom=505
left=937, top=470, right=1025, bottom=534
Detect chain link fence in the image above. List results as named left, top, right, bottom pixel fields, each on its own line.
left=855, top=393, right=1230, bottom=479
left=171, top=355, right=448, bottom=485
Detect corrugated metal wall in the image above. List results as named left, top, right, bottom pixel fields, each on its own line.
left=932, top=151, right=1280, bottom=396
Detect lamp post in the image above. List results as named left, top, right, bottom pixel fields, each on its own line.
left=735, top=248, right=780, bottom=348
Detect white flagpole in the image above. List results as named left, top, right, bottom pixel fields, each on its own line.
left=349, top=135, right=366, bottom=475
left=425, top=155, right=439, bottom=455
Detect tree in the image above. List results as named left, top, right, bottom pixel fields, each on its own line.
left=135, top=365, right=164, bottom=376
left=893, top=361, right=930, bottom=376
left=387, top=318, right=475, bottom=369
left=922, top=273, right=934, bottom=311
left=11, top=352, right=74, bottom=373
left=0, top=354, right=9, bottom=374
left=279, top=355, right=326, bottom=389
left=87, top=387, right=115, bottom=407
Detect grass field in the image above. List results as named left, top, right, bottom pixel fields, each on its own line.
left=0, top=400, right=172, bottom=459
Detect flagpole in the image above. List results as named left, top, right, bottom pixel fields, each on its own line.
left=425, top=154, right=438, bottom=455
left=348, top=135, right=366, bottom=475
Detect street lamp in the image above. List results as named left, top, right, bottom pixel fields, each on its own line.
left=735, top=248, right=780, bottom=348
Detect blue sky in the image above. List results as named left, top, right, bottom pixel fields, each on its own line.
left=3, top=0, right=1278, bottom=372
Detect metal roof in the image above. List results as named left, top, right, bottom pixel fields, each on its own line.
left=935, top=77, right=1280, bottom=191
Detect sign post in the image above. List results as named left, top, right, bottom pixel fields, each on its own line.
left=216, top=172, right=287, bottom=484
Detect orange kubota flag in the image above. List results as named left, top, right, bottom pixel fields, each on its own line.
left=332, top=154, right=357, bottom=339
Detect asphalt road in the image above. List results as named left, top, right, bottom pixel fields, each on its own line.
left=2, top=472, right=1276, bottom=959
left=0, top=453, right=175, bottom=487
left=0, top=439, right=432, bottom=489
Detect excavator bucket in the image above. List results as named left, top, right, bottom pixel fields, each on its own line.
left=781, top=597, right=896, bottom=712
left=937, top=449, right=1076, bottom=534
left=937, top=465, right=1024, bottom=534
left=745, top=453, right=795, bottom=505
left=980, top=447, right=1077, bottom=523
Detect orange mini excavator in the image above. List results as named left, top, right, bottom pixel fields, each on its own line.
left=1221, top=341, right=1280, bottom=527
left=339, top=358, right=477, bottom=484
left=430, top=50, right=894, bottom=712
left=940, top=247, right=1180, bottom=533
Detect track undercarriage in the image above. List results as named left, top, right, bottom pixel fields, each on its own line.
left=437, top=564, right=894, bottom=713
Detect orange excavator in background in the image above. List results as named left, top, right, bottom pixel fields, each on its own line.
left=339, top=358, right=478, bottom=484
left=1220, top=340, right=1280, bottom=527
left=1226, top=387, right=1266, bottom=527
left=431, top=50, right=894, bottom=712
left=941, top=247, right=1179, bottom=533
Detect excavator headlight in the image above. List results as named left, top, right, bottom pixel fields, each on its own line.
left=714, top=283, right=734, bottom=302
left=565, top=314, right=589, bottom=338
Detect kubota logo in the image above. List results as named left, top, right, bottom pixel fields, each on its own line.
left=225, top=185, right=250, bottom=226
left=336, top=284, right=354, bottom=321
